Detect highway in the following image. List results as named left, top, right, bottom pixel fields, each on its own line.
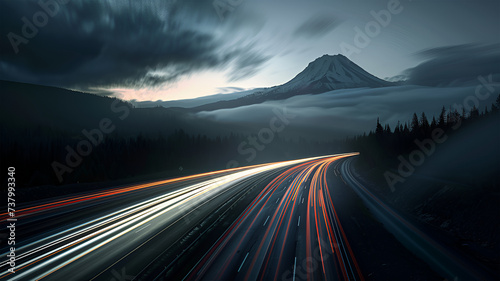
left=5, top=151, right=493, bottom=281
left=0, top=154, right=360, bottom=281
left=186, top=154, right=363, bottom=281
left=2, top=152, right=493, bottom=281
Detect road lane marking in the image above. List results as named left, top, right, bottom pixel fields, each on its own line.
left=297, top=216, right=301, bottom=227
left=302, top=198, right=304, bottom=204
left=263, top=216, right=270, bottom=226
left=276, top=198, right=280, bottom=203
left=0, top=155, right=359, bottom=281
left=135, top=223, right=151, bottom=233
left=238, top=252, right=250, bottom=272
left=293, top=256, right=297, bottom=281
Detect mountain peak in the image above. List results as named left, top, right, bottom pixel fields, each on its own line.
left=308, top=54, right=348, bottom=66
left=319, top=53, right=347, bottom=60
left=304, top=54, right=353, bottom=73
left=279, top=54, right=390, bottom=93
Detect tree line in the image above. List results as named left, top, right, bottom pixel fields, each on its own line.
left=348, top=94, right=500, bottom=168
left=1, top=127, right=345, bottom=189
left=2, top=92, right=498, bottom=190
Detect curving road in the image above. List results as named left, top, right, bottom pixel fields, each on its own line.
left=186, top=153, right=363, bottom=281
left=338, top=158, right=494, bottom=281
left=3, top=152, right=491, bottom=281
left=0, top=154, right=359, bottom=281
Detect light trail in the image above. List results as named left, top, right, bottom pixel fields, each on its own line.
left=0, top=155, right=339, bottom=280
left=186, top=152, right=364, bottom=281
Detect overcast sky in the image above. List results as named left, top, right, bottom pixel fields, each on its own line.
left=1, top=0, right=499, bottom=101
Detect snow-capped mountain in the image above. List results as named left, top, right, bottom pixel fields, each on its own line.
left=260, top=54, right=391, bottom=99
left=193, top=54, right=393, bottom=111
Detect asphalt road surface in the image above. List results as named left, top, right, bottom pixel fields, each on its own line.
left=0, top=155, right=356, bottom=280
left=1, top=153, right=492, bottom=280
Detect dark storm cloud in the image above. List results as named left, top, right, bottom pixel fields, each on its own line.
left=227, top=50, right=271, bottom=82
left=293, top=15, right=341, bottom=38
left=406, top=44, right=500, bottom=86
left=0, top=0, right=270, bottom=91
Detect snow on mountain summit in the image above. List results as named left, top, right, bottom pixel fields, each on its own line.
left=264, top=54, right=391, bottom=98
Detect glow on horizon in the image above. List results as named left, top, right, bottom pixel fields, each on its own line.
left=106, top=55, right=302, bottom=102
left=108, top=70, right=273, bottom=102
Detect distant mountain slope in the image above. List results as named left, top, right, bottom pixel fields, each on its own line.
left=0, top=80, right=132, bottom=133
left=131, top=88, right=263, bottom=108
left=193, top=54, right=392, bottom=112
left=0, top=80, right=231, bottom=138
